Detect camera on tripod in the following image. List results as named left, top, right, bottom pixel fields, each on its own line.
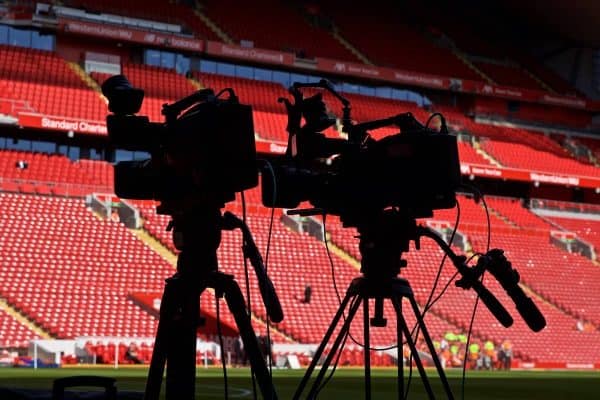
left=101, top=75, right=258, bottom=206
left=262, top=80, right=462, bottom=223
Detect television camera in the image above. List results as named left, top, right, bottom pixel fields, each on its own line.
left=102, top=74, right=257, bottom=207
left=261, top=79, right=461, bottom=224
left=101, top=75, right=281, bottom=400
left=264, top=81, right=545, bottom=400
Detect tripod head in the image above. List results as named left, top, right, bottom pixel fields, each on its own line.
left=157, top=199, right=283, bottom=323
left=351, top=209, right=418, bottom=280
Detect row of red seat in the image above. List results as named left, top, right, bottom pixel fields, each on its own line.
left=0, top=307, right=41, bottom=348
left=0, top=45, right=107, bottom=122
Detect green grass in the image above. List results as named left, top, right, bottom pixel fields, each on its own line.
left=1, top=367, right=599, bottom=399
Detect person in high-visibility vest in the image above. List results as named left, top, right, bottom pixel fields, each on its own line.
left=501, top=339, right=513, bottom=370
left=468, top=342, right=481, bottom=370
left=483, top=340, right=496, bottom=370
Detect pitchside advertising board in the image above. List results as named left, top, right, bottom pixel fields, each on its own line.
left=18, top=112, right=107, bottom=135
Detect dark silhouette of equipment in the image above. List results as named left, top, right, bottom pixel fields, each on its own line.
left=293, top=211, right=455, bottom=400
left=302, top=285, right=312, bottom=304
left=143, top=206, right=281, bottom=400
left=265, top=80, right=545, bottom=399
left=103, top=76, right=281, bottom=400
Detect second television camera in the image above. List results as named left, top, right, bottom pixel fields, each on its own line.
left=262, top=80, right=462, bottom=223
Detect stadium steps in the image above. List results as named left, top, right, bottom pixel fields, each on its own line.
left=523, top=67, right=555, bottom=93
left=325, top=232, right=361, bottom=271
left=193, top=6, right=233, bottom=44
left=66, top=62, right=107, bottom=103
left=129, top=225, right=178, bottom=266
left=331, top=27, right=372, bottom=65
left=188, top=76, right=204, bottom=90
left=0, top=297, right=53, bottom=340
left=472, top=139, right=503, bottom=167
left=452, top=51, right=494, bottom=84
left=131, top=222, right=294, bottom=341
left=487, top=207, right=520, bottom=229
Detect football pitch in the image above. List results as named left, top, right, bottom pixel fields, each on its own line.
left=1, top=367, right=599, bottom=399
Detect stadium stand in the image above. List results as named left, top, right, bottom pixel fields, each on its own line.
left=136, top=188, right=462, bottom=346
left=472, top=61, right=545, bottom=91
left=0, top=45, right=106, bottom=121
left=0, top=149, right=113, bottom=195
left=480, top=139, right=599, bottom=176
left=321, top=0, right=482, bottom=81
left=93, top=64, right=198, bottom=122
left=0, top=308, right=41, bottom=348
left=64, top=0, right=219, bottom=41
left=0, top=193, right=171, bottom=338
left=201, top=0, right=359, bottom=61
left=546, top=216, right=600, bottom=252
left=325, top=195, right=600, bottom=363
left=484, top=198, right=550, bottom=230
left=0, top=0, right=599, bottom=371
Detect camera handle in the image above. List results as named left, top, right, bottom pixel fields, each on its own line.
left=221, top=211, right=284, bottom=323
left=417, top=226, right=515, bottom=328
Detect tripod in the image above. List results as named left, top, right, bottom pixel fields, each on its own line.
left=144, top=207, right=278, bottom=400
left=293, top=211, right=454, bottom=400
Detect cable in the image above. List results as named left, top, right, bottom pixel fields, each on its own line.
left=314, top=296, right=356, bottom=397
left=261, top=162, right=278, bottom=396
left=425, top=112, right=444, bottom=128
left=461, top=272, right=485, bottom=400
left=322, top=214, right=344, bottom=306
left=216, top=295, right=229, bottom=400
left=460, top=183, right=491, bottom=252
left=240, top=191, right=258, bottom=400
left=264, top=205, right=275, bottom=386
left=322, top=215, right=397, bottom=351
left=405, top=200, right=461, bottom=399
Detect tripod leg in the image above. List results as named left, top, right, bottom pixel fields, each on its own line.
left=363, top=298, right=371, bottom=400
left=391, top=297, right=436, bottom=400
left=305, top=295, right=363, bottom=400
left=144, top=279, right=174, bottom=400
left=167, top=279, right=200, bottom=400
left=145, top=276, right=199, bottom=400
left=407, top=296, right=455, bottom=400
left=219, top=275, right=278, bottom=400
left=293, top=289, right=354, bottom=400
left=396, top=298, right=403, bottom=400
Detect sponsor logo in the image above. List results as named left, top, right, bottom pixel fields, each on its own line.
left=541, top=95, right=586, bottom=108
left=169, top=37, right=201, bottom=51
left=482, top=85, right=493, bottom=94
left=67, top=21, right=132, bottom=40
left=269, top=142, right=287, bottom=154
left=333, top=63, right=347, bottom=72
left=40, top=116, right=107, bottom=134
left=530, top=172, right=580, bottom=186
left=471, top=166, right=502, bottom=177
left=144, top=33, right=156, bottom=43
left=565, top=363, right=594, bottom=369
left=393, top=72, right=444, bottom=87
left=219, top=44, right=287, bottom=63
left=492, top=87, right=523, bottom=97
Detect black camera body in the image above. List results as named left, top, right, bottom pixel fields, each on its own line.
left=261, top=81, right=461, bottom=224
left=102, top=75, right=258, bottom=205
left=263, top=130, right=459, bottom=219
